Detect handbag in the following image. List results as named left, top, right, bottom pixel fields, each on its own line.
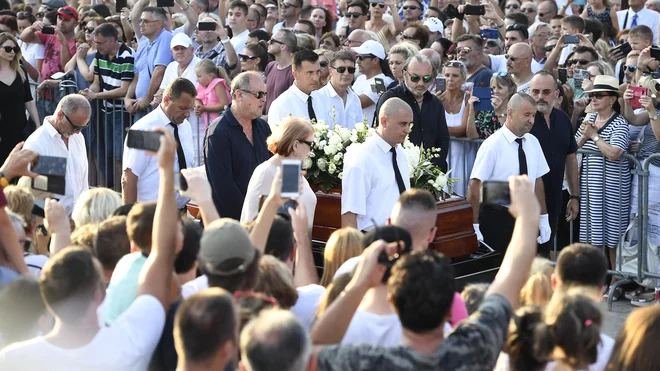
left=620, top=213, right=660, bottom=288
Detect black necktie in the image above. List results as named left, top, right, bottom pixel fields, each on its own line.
left=515, top=138, right=528, bottom=175
left=169, top=122, right=187, bottom=172
left=390, top=147, right=406, bottom=194
left=307, top=95, right=317, bottom=122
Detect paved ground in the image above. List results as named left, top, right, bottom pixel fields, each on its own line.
left=598, top=300, right=637, bottom=339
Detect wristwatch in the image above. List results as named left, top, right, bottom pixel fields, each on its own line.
left=651, top=113, right=659, bottom=120
left=0, top=172, right=8, bottom=187
left=593, top=135, right=600, bottom=143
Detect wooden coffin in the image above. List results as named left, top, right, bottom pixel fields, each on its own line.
left=311, top=187, right=478, bottom=258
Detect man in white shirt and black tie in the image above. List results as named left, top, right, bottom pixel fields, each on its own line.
left=122, top=78, right=196, bottom=211
left=341, top=97, right=413, bottom=231
left=268, top=49, right=321, bottom=127
left=467, top=93, right=551, bottom=253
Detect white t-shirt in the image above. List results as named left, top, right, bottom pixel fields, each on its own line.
left=159, top=56, right=201, bottom=90
left=24, top=254, right=48, bottom=277
left=352, top=73, right=394, bottom=124
left=342, top=310, right=402, bottom=346
left=230, top=29, right=249, bottom=55
left=290, top=284, right=325, bottom=330
left=0, top=295, right=165, bottom=371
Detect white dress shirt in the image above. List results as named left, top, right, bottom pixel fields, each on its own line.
left=122, top=106, right=195, bottom=208
left=230, top=29, right=250, bottom=54
left=352, top=73, right=394, bottom=124
left=470, top=125, right=549, bottom=189
left=24, top=118, right=88, bottom=211
left=618, top=7, right=660, bottom=45
left=240, top=159, right=317, bottom=229
left=268, top=82, right=320, bottom=127
left=342, top=133, right=410, bottom=231
left=311, top=82, right=365, bottom=129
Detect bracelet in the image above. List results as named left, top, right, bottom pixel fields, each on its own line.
left=570, top=195, right=580, bottom=201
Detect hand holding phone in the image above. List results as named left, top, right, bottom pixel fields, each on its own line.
left=480, top=28, right=498, bottom=40
left=629, top=86, right=648, bottom=109
left=31, top=155, right=67, bottom=195
left=281, top=159, right=301, bottom=198
left=558, top=68, right=568, bottom=84
left=198, top=21, right=216, bottom=31
left=464, top=4, right=485, bottom=15
left=482, top=181, right=511, bottom=206
left=41, top=26, right=55, bottom=35
left=563, top=35, right=579, bottom=44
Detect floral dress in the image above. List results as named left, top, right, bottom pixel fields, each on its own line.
left=475, top=110, right=502, bottom=139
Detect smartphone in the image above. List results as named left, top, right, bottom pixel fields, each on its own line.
left=115, top=0, right=127, bottom=13
left=32, top=198, right=46, bottom=218
left=573, top=69, right=590, bottom=88
left=482, top=181, right=511, bottom=206
left=563, top=35, right=579, bottom=44
left=630, top=86, right=648, bottom=109
left=651, top=47, right=660, bottom=60
left=156, top=0, right=174, bottom=6
left=480, top=28, right=499, bottom=40
left=558, top=68, right=568, bottom=84
left=31, top=155, right=67, bottom=195
left=435, top=75, right=446, bottom=93
left=126, top=130, right=163, bottom=152
left=281, top=159, right=301, bottom=198
left=573, top=0, right=586, bottom=5
left=473, top=87, right=493, bottom=112
left=464, top=4, right=485, bottom=15
left=374, top=77, right=386, bottom=94
left=277, top=199, right=298, bottom=218
left=41, top=26, right=55, bottom=35
left=612, top=42, right=632, bottom=57
left=198, top=21, right=216, bottom=31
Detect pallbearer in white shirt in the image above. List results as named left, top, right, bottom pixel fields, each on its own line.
left=341, top=98, right=413, bottom=231
left=122, top=78, right=196, bottom=211
left=467, top=93, right=551, bottom=253
left=312, top=51, right=364, bottom=129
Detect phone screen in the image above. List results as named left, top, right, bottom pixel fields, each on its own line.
left=558, top=68, right=568, bottom=84
left=32, top=156, right=67, bottom=176
left=435, top=75, right=446, bottom=93
left=563, top=35, right=579, bottom=44
left=126, top=130, right=163, bottom=152
left=281, top=162, right=301, bottom=196
left=156, top=0, right=175, bottom=6
left=651, top=47, right=660, bottom=60
left=482, top=181, right=511, bottom=206
left=198, top=22, right=216, bottom=31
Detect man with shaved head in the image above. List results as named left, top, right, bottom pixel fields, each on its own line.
left=468, top=92, right=550, bottom=252
left=506, top=43, right=534, bottom=93
left=342, top=97, right=413, bottom=231
left=389, top=189, right=438, bottom=251
left=537, top=1, right=557, bottom=23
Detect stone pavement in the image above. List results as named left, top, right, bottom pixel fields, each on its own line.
left=598, top=300, right=637, bottom=339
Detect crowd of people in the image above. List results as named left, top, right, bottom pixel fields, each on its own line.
left=1, top=0, right=660, bottom=369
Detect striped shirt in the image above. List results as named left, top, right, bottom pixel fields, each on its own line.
left=94, top=42, right=135, bottom=109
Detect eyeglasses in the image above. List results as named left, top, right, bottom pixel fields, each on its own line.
left=455, top=46, right=472, bottom=54
left=240, top=89, right=267, bottom=99
left=401, top=33, right=418, bottom=40
left=402, top=5, right=419, bottom=10
left=505, top=54, right=528, bottom=62
left=234, top=290, right=279, bottom=306
left=370, top=2, right=386, bottom=8
left=281, top=2, right=298, bottom=8
left=356, top=54, right=377, bottom=61
left=239, top=53, right=259, bottom=61
left=63, top=112, right=86, bottom=132
left=567, top=59, right=590, bottom=65
left=268, top=38, right=285, bottom=45
left=345, top=12, right=363, bottom=18
left=588, top=93, right=614, bottom=99
left=521, top=8, right=536, bottom=12
left=493, top=72, right=509, bottom=77
left=505, top=4, right=519, bottom=9
left=331, top=65, right=356, bottom=74
left=298, top=139, right=314, bottom=148
left=266, top=6, right=277, bottom=11
left=2, top=45, right=19, bottom=54
left=319, top=61, right=329, bottom=68
left=486, top=40, right=499, bottom=47
left=545, top=45, right=555, bottom=52
left=625, top=65, right=638, bottom=72
left=405, top=70, right=433, bottom=83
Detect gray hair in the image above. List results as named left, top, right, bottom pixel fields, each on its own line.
left=231, top=71, right=262, bottom=98
left=57, top=95, right=92, bottom=118
left=420, top=49, right=441, bottom=74
left=443, top=60, right=468, bottom=78
left=5, top=209, right=26, bottom=234
left=71, top=188, right=122, bottom=228
left=403, top=54, right=435, bottom=76
left=240, top=309, right=312, bottom=371
left=529, top=21, right=550, bottom=38
left=143, top=6, right=167, bottom=22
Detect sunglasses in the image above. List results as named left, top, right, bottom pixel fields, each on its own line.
left=319, top=61, right=329, bottom=68
left=505, top=54, right=527, bottom=62
left=85, top=27, right=95, bottom=34
left=401, top=33, right=418, bottom=40
left=406, top=70, right=433, bottom=83
left=567, top=59, right=590, bottom=65
left=17, top=11, right=31, bottom=19
left=545, top=45, right=555, bottom=52
left=298, top=139, right=314, bottom=148
left=624, top=65, right=637, bottom=72
left=493, top=72, right=509, bottom=77
left=444, top=61, right=463, bottom=68
left=455, top=46, right=472, bottom=54
left=356, top=54, right=377, bottom=61
left=268, top=38, right=285, bottom=45
left=486, top=40, right=499, bottom=47
left=521, top=8, right=536, bottom=12
left=63, top=112, right=86, bottom=132
left=241, top=89, right=267, bottom=99
left=281, top=2, right=298, bottom=8
left=2, top=46, right=19, bottom=53
left=402, top=5, right=419, bottom=10
left=507, top=23, right=524, bottom=31
left=538, top=12, right=547, bottom=17
left=239, top=53, right=259, bottom=61
left=345, top=12, right=363, bottom=18
left=588, top=93, right=614, bottom=99
left=331, top=65, right=356, bottom=74
left=370, top=2, right=386, bottom=7
left=505, top=4, right=519, bottom=9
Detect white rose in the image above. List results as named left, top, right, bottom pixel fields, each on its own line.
left=338, top=172, right=343, bottom=179
left=355, top=122, right=366, bottom=132
left=309, top=151, right=315, bottom=158
left=334, top=153, right=343, bottom=161
left=328, top=162, right=337, bottom=174
left=339, top=128, right=351, bottom=141
left=318, top=140, right=327, bottom=150
left=303, top=157, right=313, bottom=169
left=317, top=158, right=327, bottom=171
left=350, top=133, right=359, bottom=142
left=328, top=134, right=342, bottom=146
left=435, top=174, right=448, bottom=189
left=336, top=143, right=344, bottom=151
left=324, top=145, right=337, bottom=155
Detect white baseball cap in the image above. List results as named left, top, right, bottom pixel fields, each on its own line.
left=424, top=17, right=444, bottom=34
left=171, top=33, right=193, bottom=49
left=351, top=40, right=386, bottom=59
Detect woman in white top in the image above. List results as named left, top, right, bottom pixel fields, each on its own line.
left=438, top=60, right=473, bottom=196
left=241, top=117, right=317, bottom=229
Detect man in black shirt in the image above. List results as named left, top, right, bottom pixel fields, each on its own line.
left=528, top=71, right=579, bottom=256
left=374, top=54, right=450, bottom=172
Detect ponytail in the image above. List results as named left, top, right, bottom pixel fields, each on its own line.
left=506, top=307, right=554, bottom=371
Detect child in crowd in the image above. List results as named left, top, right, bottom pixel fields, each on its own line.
left=194, top=59, right=231, bottom=131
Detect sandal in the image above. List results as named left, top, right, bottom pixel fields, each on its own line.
left=631, top=292, right=657, bottom=307
left=603, top=287, right=624, bottom=302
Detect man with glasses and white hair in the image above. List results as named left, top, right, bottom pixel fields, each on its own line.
left=375, top=54, right=450, bottom=171
left=528, top=22, right=551, bottom=72
left=24, top=95, right=91, bottom=211
left=455, top=34, right=494, bottom=88
left=205, top=72, right=272, bottom=220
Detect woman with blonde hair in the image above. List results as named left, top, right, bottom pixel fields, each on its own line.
left=0, top=33, right=39, bottom=162
left=315, top=49, right=331, bottom=87
left=607, top=306, right=660, bottom=370
left=241, top=117, right=317, bottom=228
left=319, top=228, right=364, bottom=287
left=71, top=188, right=122, bottom=228
left=387, top=42, right=419, bottom=89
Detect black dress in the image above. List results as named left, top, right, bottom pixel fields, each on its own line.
left=0, top=67, right=32, bottom=163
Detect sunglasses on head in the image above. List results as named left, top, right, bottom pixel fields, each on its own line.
left=406, top=70, right=433, bottom=83
left=2, top=45, right=19, bottom=54
left=17, top=11, right=31, bottom=19
left=238, top=53, right=259, bottom=61
left=567, top=59, right=589, bottom=65
left=402, top=5, right=419, bottom=10
left=444, top=61, right=463, bottom=68
left=332, top=65, right=356, bottom=74
left=507, top=23, right=524, bottom=31
left=401, top=33, right=417, bottom=40
left=624, top=65, right=637, bottom=72
left=370, top=2, right=386, bottom=8
left=241, top=89, right=267, bottom=99
left=493, top=71, right=509, bottom=77
left=345, top=12, right=363, bottom=18
left=356, top=54, right=377, bottom=61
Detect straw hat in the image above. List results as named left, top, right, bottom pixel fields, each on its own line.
left=584, top=75, right=622, bottom=97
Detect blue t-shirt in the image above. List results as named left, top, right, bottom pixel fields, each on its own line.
left=133, top=29, right=174, bottom=99
left=467, top=66, right=494, bottom=89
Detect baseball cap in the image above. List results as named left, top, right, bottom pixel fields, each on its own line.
left=171, top=33, right=193, bottom=49
left=56, top=5, right=79, bottom=20
left=43, top=0, right=67, bottom=9
left=199, top=218, right=257, bottom=277
left=424, top=17, right=444, bottom=34
left=352, top=40, right=386, bottom=59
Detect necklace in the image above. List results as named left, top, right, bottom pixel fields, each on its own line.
left=444, top=94, right=463, bottom=114
left=595, top=111, right=615, bottom=126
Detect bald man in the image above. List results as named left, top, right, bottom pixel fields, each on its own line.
left=342, top=97, right=414, bottom=231
left=389, top=189, right=438, bottom=251
left=506, top=43, right=535, bottom=93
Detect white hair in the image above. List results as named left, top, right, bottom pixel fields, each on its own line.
left=529, top=22, right=551, bottom=38
left=71, top=188, right=122, bottom=228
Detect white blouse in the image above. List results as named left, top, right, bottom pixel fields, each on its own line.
left=241, top=159, right=317, bottom=229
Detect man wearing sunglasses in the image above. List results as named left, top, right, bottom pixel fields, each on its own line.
left=312, top=51, right=363, bottom=129
left=375, top=54, right=450, bottom=172
left=265, top=29, right=296, bottom=113
left=538, top=1, right=558, bottom=23
left=24, top=95, right=91, bottom=211
left=456, top=35, right=495, bottom=89
left=506, top=43, right=534, bottom=93
left=272, top=0, right=302, bottom=33
left=400, top=0, right=423, bottom=26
